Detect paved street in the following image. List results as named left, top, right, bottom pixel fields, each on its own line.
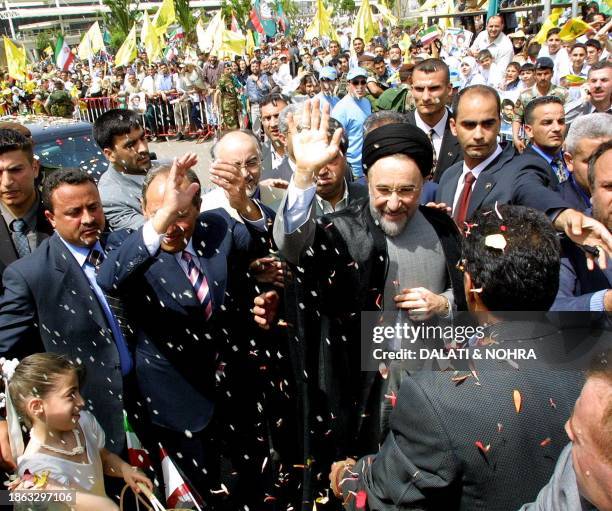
left=149, top=137, right=215, bottom=189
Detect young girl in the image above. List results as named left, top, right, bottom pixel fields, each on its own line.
left=7, top=353, right=152, bottom=510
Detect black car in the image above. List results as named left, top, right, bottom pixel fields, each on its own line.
left=0, top=115, right=108, bottom=180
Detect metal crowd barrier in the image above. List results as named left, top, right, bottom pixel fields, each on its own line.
left=75, top=93, right=219, bottom=141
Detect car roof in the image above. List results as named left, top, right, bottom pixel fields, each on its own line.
left=0, top=115, right=94, bottom=143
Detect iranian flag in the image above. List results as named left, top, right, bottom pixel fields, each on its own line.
left=123, top=411, right=151, bottom=469
left=160, top=445, right=202, bottom=510
left=419, top=25, right=441, bottom=45
left=54, top=34, right=74, bottom=71
left=168, top=27, right=184, bottom=41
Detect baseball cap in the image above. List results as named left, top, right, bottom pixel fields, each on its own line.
left=347, top=67, right=368, bottom=80
left=535, top=57, right=554, bottom=70
left=319, top=66, right=338, bottom=80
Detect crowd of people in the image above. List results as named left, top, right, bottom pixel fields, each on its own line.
left=0, top=2, right=610, bottom=510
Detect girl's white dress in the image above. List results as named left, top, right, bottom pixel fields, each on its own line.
left=17, top=410, right=106, bottom=496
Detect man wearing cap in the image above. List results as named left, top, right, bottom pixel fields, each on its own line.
left=268, top=99, right=464, bottom=505
left=470, top=15, right=514, bottom=74
left=316, top=66, right=340, bottom=109
left=332, top=67, right=372, bottom=180
left=512, top=57, right=569, bottom=153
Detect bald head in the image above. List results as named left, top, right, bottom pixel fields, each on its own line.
left=211, top=130, right=262, bottom=197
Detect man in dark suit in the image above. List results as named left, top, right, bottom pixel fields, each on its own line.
left=97, top=153, right=271, bottom=495
left=521, top=96, right=569, bottom=185
left=436, top=85, right=612, bottom=254
left=552, top=140, right=612, bottom=311
left=0, top=129, right=53, bottom=290
left=406, top=59, right=462, bottom=182
left=330, top=205, right=587, bottom=511
left=0, top=169, right=133, bottom=471
left=260, top=93, right=293, bottom=186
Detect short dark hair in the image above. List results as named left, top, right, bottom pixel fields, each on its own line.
left=260, top=93, right=291, bottom=109
left=477, top=49, right=493, bottom=60
left=463, top=205, right=560, bottom=311
left=92, top=109, right=143, bottom=150
left=452, top=85, right=500, bottom=118
left=142, top=165, right=201, bottom=210
left=521, top=62, right=535, bottom=72
left=588, top=60, right=612, bottom=77
left=0, top=128, right=34, bottom=161
left=570, top=42, right=586, bottom=52
left=588, top=139, right=612, bottom=189
left=353, top=37, right=364, bottom=44
left=501, top=98, right=515, bottom=108
left=585, top=38, right=602, bottom=51
left=363, top=111, right=407, bottom=135
left=42, top=168, right=96, bottom=212
left=373, top=56, right=386, bottom=65
left=546, top=27, right=561, bottom=39
left=524, top=95, right=564, bottom=125
left=413, top=58, right=450, bottom=83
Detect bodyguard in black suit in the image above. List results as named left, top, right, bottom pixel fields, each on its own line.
left=97, top=153, right=272, bottom=495
left=0, top=169, right=132, bottom=465
left=331, top=206, right=589, bottom=511
left=406, top=59, right=462, bottom=182
left=436, top=85, right=612, bottom=255
left=0, top=129, right=53, bottom=290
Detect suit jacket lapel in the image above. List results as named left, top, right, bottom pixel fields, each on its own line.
left=50, top=235, right=110, bottom=333
left=468, top=151, right=513, bottom=216
left=0, top=216, right=17, bottom=269
left=444, top=166, right=462, bottom=207
left=438, top=117, right=460, bottom=171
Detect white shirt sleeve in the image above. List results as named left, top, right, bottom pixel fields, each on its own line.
left=142, top=220, right=163, bottom=255
left=283, top=178, right=317, bottom=233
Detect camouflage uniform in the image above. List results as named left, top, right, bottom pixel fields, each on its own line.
left=217, top=73, right=240, bottom=130
left=335, top=72, right=349, bottom=99
left=513, top=84, right=569, bottom=123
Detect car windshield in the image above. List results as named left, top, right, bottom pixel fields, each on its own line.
left=35, top=133, right=108, bottom=180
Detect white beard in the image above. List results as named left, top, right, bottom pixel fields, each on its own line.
left=369, top=201, right=409, bottom=237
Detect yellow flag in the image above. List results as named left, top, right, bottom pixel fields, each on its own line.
left=305, top=0, right=339, bottom=41
left=352, top=0, right=378, bottom=43
left=420, top=0, right=442, bottom=11
left=142, top=11, right=162, bottom=63
left=78, top=21, right=105, bottom=60
left=3, top=37, right=27, bottom=82
left=534, top=8, right=563, bottom=44
left=220, top=30, right=246, bottom=57
left=44, top=46, right=53, bottom=56
left=152, top=0, right=176, bottom=38
left=115, top=25, right=137, bottom=67
left=377, top=2, right=398, bottom=26
left=558, top=18, right=592, bottom=41
left=246, top=30, right=256, bottom=57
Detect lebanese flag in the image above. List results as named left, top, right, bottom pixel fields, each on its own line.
left=54, top=34, right=74, bottom=71
left=160, top=446, right=202, bottom=510
left=123, top=411, right=151, bottom=470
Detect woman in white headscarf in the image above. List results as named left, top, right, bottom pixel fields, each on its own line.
left=459, top=56, right=486, bottom=89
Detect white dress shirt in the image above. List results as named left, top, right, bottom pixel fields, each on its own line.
left=470, top=31, right=514, bottom=73
left=452, top=145, right=503, bottom=213
left=414, top=109, right=448, bottom=158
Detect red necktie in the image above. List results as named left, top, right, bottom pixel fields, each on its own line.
left=453, top=171, right=476, bottom=229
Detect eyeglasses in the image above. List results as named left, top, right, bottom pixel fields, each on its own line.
left=351, top=79, right=367, bottom=86
left=374, top=185, right=421, bottom=198
left=231, top=158, right=261, bottom=172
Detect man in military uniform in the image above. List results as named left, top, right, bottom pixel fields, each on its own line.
left=334, top=55, right=350, bottom=99
left=512, top=57, right=568, bottom=153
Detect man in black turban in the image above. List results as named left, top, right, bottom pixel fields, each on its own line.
left=256, top=99, right=466, bottom=506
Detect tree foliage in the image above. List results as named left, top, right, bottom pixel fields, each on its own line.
left=35, top=29, right=60, bottom=52
left=102, top=0, right=139, bottom=49
left=174, top=0, right=198, bottom=44
left=220, top=0, right=251, bottom=30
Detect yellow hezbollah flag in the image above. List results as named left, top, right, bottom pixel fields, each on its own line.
left=220, top=29, right=246, bottom=57
left=534, top=8, right=563, bottom=44
left=558, top=18, right=592, bottom=41
left=142, top=11, right=162, bottom=63
left=115, top=25, right=137, bottom=66
left=78, top=21, right=105, bottom=60
left=352, top=0, right=378, bottom=43
left=377, top=1, right=398, bottom=26
left=305, top=0, right=339, bottom=41
left=152, top=0, right=176, bottom=38
left=3, top=37, right=27, bottom=81
left=246, top=30, right=256, bottom=57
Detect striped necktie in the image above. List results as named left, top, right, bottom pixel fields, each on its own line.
left=182, top=251, right=213, bottom=320
left=428, top=128, right=438, bottom=177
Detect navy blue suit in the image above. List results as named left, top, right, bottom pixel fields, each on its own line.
left=436, top=145, right=570, bottom=219
left=0, top=233, right=126, bottom=453
left=551, top=235, right=612, bottom=311
left=96, top=208, right=271, bottom=493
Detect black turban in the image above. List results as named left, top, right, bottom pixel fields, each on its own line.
left=362, top=123, right=434, bottom=177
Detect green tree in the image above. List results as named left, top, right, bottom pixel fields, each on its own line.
left=102, top=0, right=140, bottom=49
left=174, top=0, right=198, bottom=45
left=220, top=0, right=251, bottom=30
left=35, top=29, right=60, bottom=53
left=340, top=0, right=356, bottom=11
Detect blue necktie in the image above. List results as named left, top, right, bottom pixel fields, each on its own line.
left=10, top=219, right=31, bottom=258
